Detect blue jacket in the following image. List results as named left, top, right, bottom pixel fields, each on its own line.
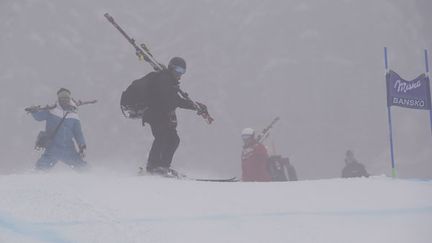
left=31, top=106, right=86, bottom=155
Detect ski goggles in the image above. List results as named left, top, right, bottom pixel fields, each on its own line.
left=241, top=135, right=253, bottom=140
left=171, top=65, right=186, bottom=75
left=57, top=90, right=71, bottom=99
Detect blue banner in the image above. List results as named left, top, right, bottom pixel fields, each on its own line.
left=386, top=70, right=431, bottom=110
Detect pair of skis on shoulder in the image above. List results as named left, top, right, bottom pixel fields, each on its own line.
left=138, top=167, right=238, bottom=182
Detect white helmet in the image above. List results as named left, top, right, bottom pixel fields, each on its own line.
left=241, top=128, right=255, bottom=137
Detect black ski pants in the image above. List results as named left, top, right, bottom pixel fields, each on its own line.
left=147, top=120, right=180, bottom=169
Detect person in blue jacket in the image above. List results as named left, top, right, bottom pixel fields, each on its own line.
left=25, top=88, right=88, bottom=171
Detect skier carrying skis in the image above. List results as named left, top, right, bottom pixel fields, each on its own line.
left=241, top=128, right=272, bottom=182
left=25, top=88, right=88, bottom=171
left=142, top=57, right=208, bottom=177
left=103, top=13, right=213, bottom=178
left=341, top=150, right=369, bottom=178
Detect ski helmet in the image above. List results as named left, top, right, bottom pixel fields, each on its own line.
left=241, top=128, right=255, bottom=137
left=168, top=57, right=186, bottom=70
left=57, top=88, right=71, bottom=98
left=168, top=57, right=186, bottom=79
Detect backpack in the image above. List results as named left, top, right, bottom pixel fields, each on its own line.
left=35, top=111, right=69, bottom=151
left=268, top=155, right=288, bottom=181
left=120, top=73, right=156, bottom=119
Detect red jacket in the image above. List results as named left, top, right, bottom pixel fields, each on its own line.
left=241, top=143, right=271, bottom=182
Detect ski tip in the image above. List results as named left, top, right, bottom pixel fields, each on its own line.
left=194, top=177, right=238, bottom=182
left=104, top=13, right=113, bottom=21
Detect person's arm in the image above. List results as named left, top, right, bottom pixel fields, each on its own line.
left=29, top=110, right=50, bottom=121
left=254, top=144, right=271, bottom=172
left=73, top=120, right=87, bottom=158
left=256, top=144, right=272, bottom=181
left=176, top=95, right=196, bottom=110
left=360, top=164, right=370, bottom=177
left=73, top=120, right=86, bottom=149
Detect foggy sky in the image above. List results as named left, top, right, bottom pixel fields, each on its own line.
left=0, top=0, right=431, bottom=179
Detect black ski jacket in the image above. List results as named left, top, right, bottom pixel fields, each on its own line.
left=145, top=69, right=195, bottom=123
left=341, top=161, right=369, bottom=178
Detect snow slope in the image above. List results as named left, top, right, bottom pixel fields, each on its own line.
left=0, top=172, right=431, bottom=243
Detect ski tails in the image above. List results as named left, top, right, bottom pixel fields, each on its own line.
left=192, top=177, right=238, bottom=182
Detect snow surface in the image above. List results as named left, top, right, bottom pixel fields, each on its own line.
left=0, top=171, right=431, bottom=243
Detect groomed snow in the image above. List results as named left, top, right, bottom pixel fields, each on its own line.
left=0, top=172, right=431, bottom=243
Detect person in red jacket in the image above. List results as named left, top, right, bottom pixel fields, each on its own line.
left=241, top=128, right=272, bottom=182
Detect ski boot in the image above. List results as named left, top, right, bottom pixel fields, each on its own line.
left=146, top=166, right=185, bottom=179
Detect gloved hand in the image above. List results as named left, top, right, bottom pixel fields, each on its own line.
left=195, top=102, right=208, bottom=115
left=79, top=144, right=87, bottom=159
left=24, top=106, right=40, bottom=113
left=195, top=101, right=214, bottom=124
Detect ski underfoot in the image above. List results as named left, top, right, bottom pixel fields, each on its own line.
left=138, top=167, right=238, bottom=182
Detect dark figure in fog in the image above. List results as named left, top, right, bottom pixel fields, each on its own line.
left=341, top=150, right=369, bottom=178
left=140, top=57, right=206, bottom=177
left=268, top=155, right=298, bottom=181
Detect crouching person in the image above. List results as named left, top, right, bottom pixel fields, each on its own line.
left=241, top=128, right=272, bottom=182
left=25, top=88, right=88, bottom=171
left=341, top=150, right=369, bottom=178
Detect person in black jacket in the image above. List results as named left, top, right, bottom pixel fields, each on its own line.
left=142, top=57, right=206, bottom=177
left=341, top=150, right=369, bottom=178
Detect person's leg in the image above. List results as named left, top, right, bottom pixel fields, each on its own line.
left=146, top=121, right=164, bottom=170
left=63, top=152, right=88, bottom=171
left=35, top=153, right=57, bottom=171
left=160, top=127, right=180, bottom=168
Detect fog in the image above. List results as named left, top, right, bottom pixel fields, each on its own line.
left=1, top=0, right=431, bottom=179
